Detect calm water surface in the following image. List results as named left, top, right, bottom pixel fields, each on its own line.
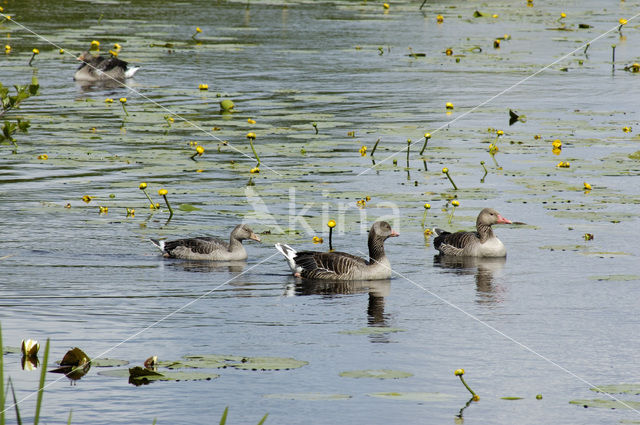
left=1, top=0, right=640, bottom=423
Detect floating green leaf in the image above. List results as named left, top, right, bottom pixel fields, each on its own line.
left=589, top=275, right=640, bottom=282
left=230, top=356, right=308, bottom=371
left=590, top=384, right=640, bottom=395
left=178, top=204, right=202, bottom=212
left=264, top=393, right=351, bottom=401
left=368, top=392, right=455, bottom=401
left=569, top=399, right=640, bottom=409
left=339, top=327, right=406, bottom=335
left=339, top=369, right=413, bottom=379
left=501, top=396, right=524, bottom=400
left=91, top=358, right=130, bottom=367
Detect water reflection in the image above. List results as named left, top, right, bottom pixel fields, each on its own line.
left=165, top=260, right=247, bottom=274
left=433, top=256, right=506, bottom=305
left=290, top=280, right=392, bottom=339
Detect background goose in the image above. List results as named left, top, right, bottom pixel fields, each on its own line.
left=433, top=208, right=511, bottom=257
left=275, top=221, right=398, bottom=281
left=74, top=51, right=140, bottom=82
left=151, top=224, right=260, bottom=261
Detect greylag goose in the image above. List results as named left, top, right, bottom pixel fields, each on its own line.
left=74, top=51, right=140, bottom=82
left=275, top=221, right=398, bottom=280
left=150, top=224, right=260, bottom=260
left=433, top=208, right=511, bottom=257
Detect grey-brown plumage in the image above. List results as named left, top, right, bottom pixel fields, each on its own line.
left=275, top=221, right=399, bottom=281
left=74, top=51, right=140, bottom=82
left=433, top=208, right=511, bottom=257
left=151, top=224, right=260, bottom=261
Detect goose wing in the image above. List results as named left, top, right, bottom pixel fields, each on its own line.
left=294, top=251, right=367, bottom=279
left=165, top=237, right=228, bottom=256
left=434, top=230, right=480, bottom=256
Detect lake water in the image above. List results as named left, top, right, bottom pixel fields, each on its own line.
left=2, top=0, right=640, bottom=423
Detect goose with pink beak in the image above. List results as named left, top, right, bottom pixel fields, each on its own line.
left=434, top=208, right=512, bottom=257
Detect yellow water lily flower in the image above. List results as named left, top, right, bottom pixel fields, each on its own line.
left=383, top=3, right=389, bottom=9
left=32, top=48, right=39, bottom=54
left=552, top=139, right=562, bottom=149
left=557, top=161, right=570, bottom=168
left=436, top=14, right=444, bottom=23
left=247, top=118, right=256, bottom=124
left=196, top=145, right=205, bottom=155
left=99, top=206, right=108, bottom=214
left=105, top=98, right=114, bottom=103
left=493, top=39, right=500, bottom=48
left=158, top=188, right=168, bottom=196
left=59, top=49, right=64, bottom=54
left=196, top=27, right=202, bottom=33
left=82, top=195, right=93, bottom=203
left=246, top=132, right=256, bottom=140
left=37, top=154, right=48, bottom=160
left=139, top=182, right=147, bottom=190
left=445, top=102, right=454, bottom=109
left=455, top=368, right=465, bottom=376
left=622, top=126, right=631, bottom=133
left=327, top=219, right=336, bottom=228
left=4, top=45, right=10, bottom=53
left=442, top=167, right=449, bottom=173
left=560, top=12, right=566, bottom=19
left=119, top=97, right=127, bottom=103
left=198, top=83, right=208, bottom=90
left=583, top=182, right=592, bottom=190
left=619, top=18, right=627, bottom=25
left=359, top=145, right=367, bottom=156
left=424, top=203, right=431, bottom=209
left=451, top=200, right=460, bottom=207
left=21, top=339, right=40, bottom=357
left=496, top=130, right=504, bottom=136
left=445, top=48, right=453, bottom=56
left=312, top=236, right=323, bottom=244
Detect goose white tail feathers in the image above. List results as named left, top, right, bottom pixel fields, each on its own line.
left=274, top=243, right=301, bottom=274
left=125, top=66, right=141, bottom=79
left=150, top=238, right=166, bottom=253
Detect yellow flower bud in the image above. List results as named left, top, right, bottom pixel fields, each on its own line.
left=139, top=182, right=147, bottom=190
left=246, top=132, right=256, bottom=139
left=454, top=369, right=464, bottom=376
left=32, top=48, right=39, bottom=54
left=198, top=83, right=208, bottom=90
left=158, top=188, right=168, bottom=196
left=452, top=200, right=460, bottom=207
left=442, top=167, right=449, bottom=173
left=105, top=98, right=114, bottom=103
left=119, top=97, right=127, bottom=103
left=445, top=102, right=454, bottom=109
left=619, top=18, right=628, bottom=25
left=247, top=118, right=256, bottom=124
left=424, top=203, right=431, bottom=209
left=196, top=145, right=205, bottom=155
left=436, top=14, right=444, bottom=23
left=327, top=219, right=336, bottom=228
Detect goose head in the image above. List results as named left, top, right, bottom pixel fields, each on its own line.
left=231, top=224, right=261, bottom=242
left=477, top=208, right=512, bottom=227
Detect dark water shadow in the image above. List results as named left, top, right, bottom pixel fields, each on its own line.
left=433, top=256, right=506, bottom=305
left=292, top=279, right=392, bottom=338
left=165, top=260, right=247, bottom=274
left=75, top=79, right=127, bottom=93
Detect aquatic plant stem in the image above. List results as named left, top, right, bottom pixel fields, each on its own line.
left=162, top=194, right=173, bottom=219
left=8, top=378, right=20, bottom=424
left=458, top=374, right=479, bottom=400
left=443, top=169, right=458, bottom=190
left=480, top=161, right=488, bottom=183
left=370, top=138, right=381, bottom=156
left=34, top=339, right=49, bottom=425
left=612, top=44, right=616, bottom=68
left=249, top=139, right=260, bottom=165
left=141, top=189, right=155, bottom=207
left=420, top=133, right=431, bottom=156
left=329, top=227, right=333, bottom=251
left=406, top=139, right=411, bottom=168
left=448, top=206, right=456, bottom=224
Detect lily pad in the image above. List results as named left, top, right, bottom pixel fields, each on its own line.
left=178, top=204, right=201, bottom=212
left=501, top=396, right=524, bottom=400
left=99, top=367, right=219, bottom=382
left=589, top=275, right=640, bottom=282
left=569, top=399, right=640, bottom=409
left=590, top=384, right=640, bottom=395
left=230, top=356, right=308, bottom=371
left=263, top=393, right=352, bottom=401
left=339, top=369, right=413, bottom=379
left=368, top=392, right=455, bottom=401
left=92, top=358, right=130, bottom=367
left=2, top=346, right=21, bottom=355
left=339, top=327, right=406, bottom=335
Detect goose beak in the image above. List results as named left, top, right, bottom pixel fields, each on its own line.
left=496, top=215, right=512, bottom=224
left=389, top=230, right=399, bottom=237
left=250, top=233, right=261, bottom=242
